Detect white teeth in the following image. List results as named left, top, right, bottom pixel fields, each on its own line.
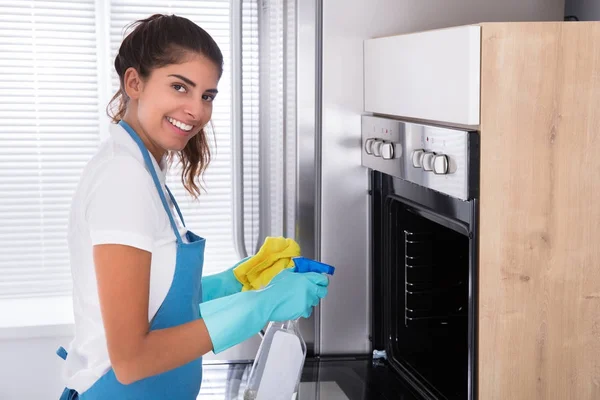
left=167, top=117, right=193, bottom=132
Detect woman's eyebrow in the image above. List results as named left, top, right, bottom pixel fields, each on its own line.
left=168, top=74, right=196, bottom=87
left=168, top=74, right=218, bottom=94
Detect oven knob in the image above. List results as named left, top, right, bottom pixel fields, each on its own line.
left=381, top=143, right=400, bottom=159
left=433, top=154, right=449, bottom=174
left=364, top=138, right=376, bottom=155
left=372, top=140, right=384, bottom=157
left=420, top=151, right=435, bottom=171
left=411, top=149, right=424, bottom=167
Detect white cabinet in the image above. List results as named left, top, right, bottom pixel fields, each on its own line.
left=364, top=25, right=481, bottom=126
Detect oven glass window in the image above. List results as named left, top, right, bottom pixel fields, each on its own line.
left=384, top=196, right=470, bottom=399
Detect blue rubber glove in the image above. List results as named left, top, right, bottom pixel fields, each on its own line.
left=201, top=257, right=249, bottom=303
left=200, top=269, right=329, bottom=354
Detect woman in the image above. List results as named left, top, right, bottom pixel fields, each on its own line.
left=58, top=14, right=329, bottom=399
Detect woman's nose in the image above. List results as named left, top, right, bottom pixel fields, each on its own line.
left=184, top=100, right=205, bottom=122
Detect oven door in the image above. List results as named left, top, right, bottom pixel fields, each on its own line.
left=371, top=171, right=478, bottom=400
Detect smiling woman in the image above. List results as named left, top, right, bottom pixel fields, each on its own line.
left=107, top=14, right=223, bottom=199
left=56, top=12, right=329, bottom=400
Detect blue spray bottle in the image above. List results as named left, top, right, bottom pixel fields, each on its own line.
left=243, top=257, right=335, bottom=400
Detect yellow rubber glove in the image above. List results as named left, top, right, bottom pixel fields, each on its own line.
left=233, top=236, right=300, bottom=291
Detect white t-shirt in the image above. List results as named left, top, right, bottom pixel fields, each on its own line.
left=62, top=123, right=188, bottom=393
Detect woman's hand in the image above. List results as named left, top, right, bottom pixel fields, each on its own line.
left=200, top=257, right=248, bottom=302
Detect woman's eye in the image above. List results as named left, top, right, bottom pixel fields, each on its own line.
left=202, top=94, right=215, bottom=102
left=172, top=84, right=187, bottom=93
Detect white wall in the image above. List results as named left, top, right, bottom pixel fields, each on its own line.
left=0, top=334, right=71, bottom=400
left=565, top=0, right=600, bottom=20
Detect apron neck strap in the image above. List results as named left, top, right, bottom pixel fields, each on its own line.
left=118, top=120, right=183, bottom=244
left=166, top=186, right=186, bottom=227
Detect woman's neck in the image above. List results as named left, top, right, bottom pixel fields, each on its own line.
left=121, top=111, right=166, bottom=165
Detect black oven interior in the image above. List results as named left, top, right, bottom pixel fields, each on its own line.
left=371, top=171, right=477, bottom=400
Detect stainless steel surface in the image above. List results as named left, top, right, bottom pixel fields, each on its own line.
left=318, top=0, right=376, bottom=356
left=230, top=0, right=247, bottom=259
left=361, top=115, right=472, bottom=200
left=296, top=0, right=320, bottom=353
left=281, top=0, right=289, bottom=238
left=313, top=0, right=324, bottom=357
left=314, top=0, right=323, bottom=264
left=286, top=0, right=563, bottom=363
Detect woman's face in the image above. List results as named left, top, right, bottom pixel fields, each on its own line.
left=123, top=53, right=220, bottom=161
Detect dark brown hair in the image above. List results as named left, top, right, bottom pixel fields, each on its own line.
left=107, top=14, right=224, bottom=199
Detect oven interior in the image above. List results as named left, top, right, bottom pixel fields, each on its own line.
left=373, top=187, right=472, bottom=400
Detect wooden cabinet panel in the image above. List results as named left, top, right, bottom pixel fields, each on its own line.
left=479, top=22, right=600, bottom=400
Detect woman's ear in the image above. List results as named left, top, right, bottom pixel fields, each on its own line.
left=123, top=67, right=144, bottom=100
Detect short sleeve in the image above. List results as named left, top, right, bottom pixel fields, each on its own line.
left=85, top=156, right=160, bottom=252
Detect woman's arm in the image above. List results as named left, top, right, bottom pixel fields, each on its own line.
left=94, top=243, right=330, bottom=386
left=94, top=244, right=213, bottom=385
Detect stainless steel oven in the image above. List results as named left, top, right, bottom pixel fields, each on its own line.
left=363, top=115, right=480, bottom=400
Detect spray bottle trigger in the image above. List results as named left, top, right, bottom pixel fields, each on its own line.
left=291, top=256, right=335, bottom=275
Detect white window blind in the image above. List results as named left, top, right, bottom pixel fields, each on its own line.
left=265, top=0, right=285, bottom=238
left=0, top=0, right=100, bottom=299
left=0, top=0, right=260, bottom=300
left=284, top=0, right=297, bottom=239
left=242, top=0, right=260, bottom=253
left=259, top=0, right=296, bottom=239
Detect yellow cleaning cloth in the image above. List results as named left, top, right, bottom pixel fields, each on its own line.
left=233, top=236, right=300, bottom=291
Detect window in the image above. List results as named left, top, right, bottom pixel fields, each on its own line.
left=0, top=1, right=260, bottom=308
left=0, top=0, right=100, bottom=300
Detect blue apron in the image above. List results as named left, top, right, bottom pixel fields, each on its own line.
left=58, top=120, right=205, bottom=399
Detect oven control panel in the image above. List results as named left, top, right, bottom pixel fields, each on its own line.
left=361, top=115, right=476, bottom=200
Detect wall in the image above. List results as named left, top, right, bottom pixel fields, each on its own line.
left=318, top=0, right=565, bottom=354
left=0, top=334, right=71, bottom=399
left=565, top=0, right=600, bottom=20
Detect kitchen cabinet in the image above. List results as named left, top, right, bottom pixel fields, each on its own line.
left=364, top=22, right=600, bottom=400
left=478, top=22, right=600, bottom=400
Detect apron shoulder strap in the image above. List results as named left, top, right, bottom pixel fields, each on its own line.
left=165, top=185, right=186, bottom=227
left=118, top=120, right=184, bottom=244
